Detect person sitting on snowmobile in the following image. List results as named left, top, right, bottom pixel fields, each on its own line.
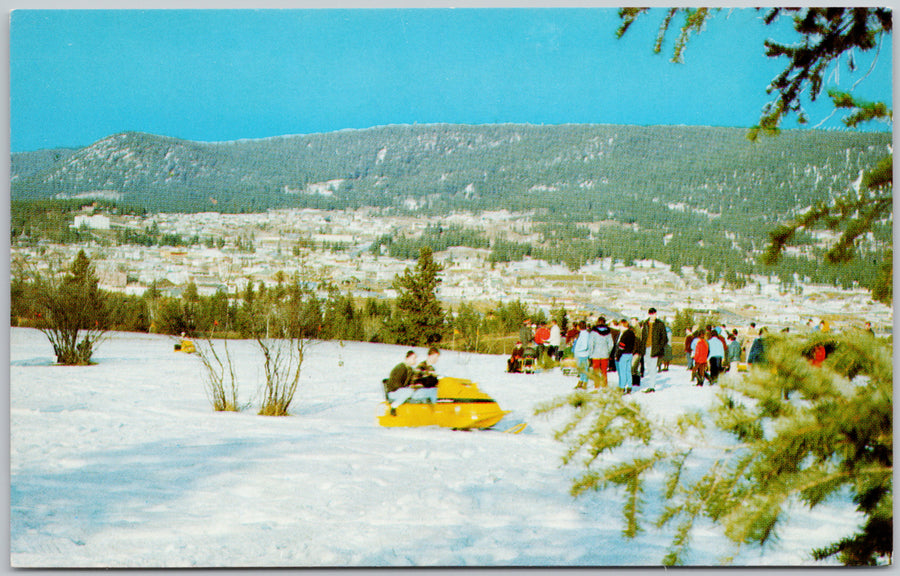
left=507, top=342, right=525, bottom=373
left=387, top=351, right=417, bottom=390
left=385, top=350, right=436, bottom=408
left=414, top=348, right=441, bottom=388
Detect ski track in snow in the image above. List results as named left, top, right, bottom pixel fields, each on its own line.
left=10, top=327, right=860, bottom=567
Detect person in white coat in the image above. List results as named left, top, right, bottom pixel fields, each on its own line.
left=707, top=330, right=726, bottom=384
left=547, top=319, right=562, bottom=361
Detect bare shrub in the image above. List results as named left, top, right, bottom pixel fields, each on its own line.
left=256, top=335, right=306, bottom=416
left=195, top=337, right=242, bottom=412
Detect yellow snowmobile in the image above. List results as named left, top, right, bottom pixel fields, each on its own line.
left=379, top=376, right=519, bottom=431
left=174, top=338, right=196, bottom=354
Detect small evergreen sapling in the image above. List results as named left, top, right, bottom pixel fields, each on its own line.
left=540, top=330, right=892, bottom=565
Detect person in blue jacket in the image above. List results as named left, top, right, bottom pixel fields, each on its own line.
left=615, top=319, right=637, bottom=394
left=571, top=321, right=592, bottom=389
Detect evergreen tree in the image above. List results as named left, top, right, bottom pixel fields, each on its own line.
left=183, top=281, right=199, bottom=302
left=391, top=246, right=446, bottom=346
left=156, top=297, right=194, bottom=336
left=297, top=293, right=324, bottom=339
left=618, top=7, right=892, bottom=304
left=671, top=308, right=696, bottom=335
left=493, top=299, right=532, bottom=333
left=322, top=291, right=364, bottom=341
left=550, top=301, right=569, bottom=333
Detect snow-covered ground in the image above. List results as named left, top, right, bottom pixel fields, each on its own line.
left=10, top=327, right=861, bottom=567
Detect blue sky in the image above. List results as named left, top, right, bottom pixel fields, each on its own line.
left=10, top=8, right=893, bottom=152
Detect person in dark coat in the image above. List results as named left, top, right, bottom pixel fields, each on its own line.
left=608, top=320, right=621, bottom=373
left=507, top=342, right=525, bottom=373
left=639, top=308, right=668, bottom=391
left=747, top=327, right=767, bottom=364
left=631, top=317, right=646, bottom=381
left=683, top=329, right=695, bottom=370
left=386, top=350, right=417, bottom=393
left=661, top=325, right=673, bottom=371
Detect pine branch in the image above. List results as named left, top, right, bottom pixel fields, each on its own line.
left=653, top=8, right=678, bottom=55
left=550, top=330, right=891, bottom=564
left=762, top=186, right=892, bottom=265
left=721, top=491, right=787, bottom=545
left=615, top=7, right=649, bottom=40
left=672, top=8, right=711, bottom=63
left=594, top=455, right=661, bottom=537
left=663, top=449, right=692, bottom=500
left=658, top=456, right=747, bottom=565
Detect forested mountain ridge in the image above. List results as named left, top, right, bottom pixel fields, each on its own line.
left=11, top=124, right=891, bottom=293
left=11, top=147, right=79, bottom=181
left=13, top=124, right=888, bottom=218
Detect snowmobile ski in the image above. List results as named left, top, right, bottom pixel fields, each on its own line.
left=504, top=422, right=528, bottom=434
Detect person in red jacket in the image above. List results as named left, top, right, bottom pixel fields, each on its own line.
left=811, top=344, right=827, bottom=367
left=534, top=324, right=551, bottom=359
left=692, top=330, right=709, bottom=386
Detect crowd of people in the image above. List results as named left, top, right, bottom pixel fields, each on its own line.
left=507, top=319, right=563, bottom=373
left=684, top=325, right=754, bottom=386
left=383, top=312, right=879, bottom=409
left=506, top=310, right=880, bottom=394
left=508, top=308, right=674, bottom=394
left=571, top=309, right=672, bottom=394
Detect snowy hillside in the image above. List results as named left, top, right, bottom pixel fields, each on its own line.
left=10, top=328, right=859, bottom=567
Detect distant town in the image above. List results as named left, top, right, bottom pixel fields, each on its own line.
left=11, top=205, right=893, bottom=334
